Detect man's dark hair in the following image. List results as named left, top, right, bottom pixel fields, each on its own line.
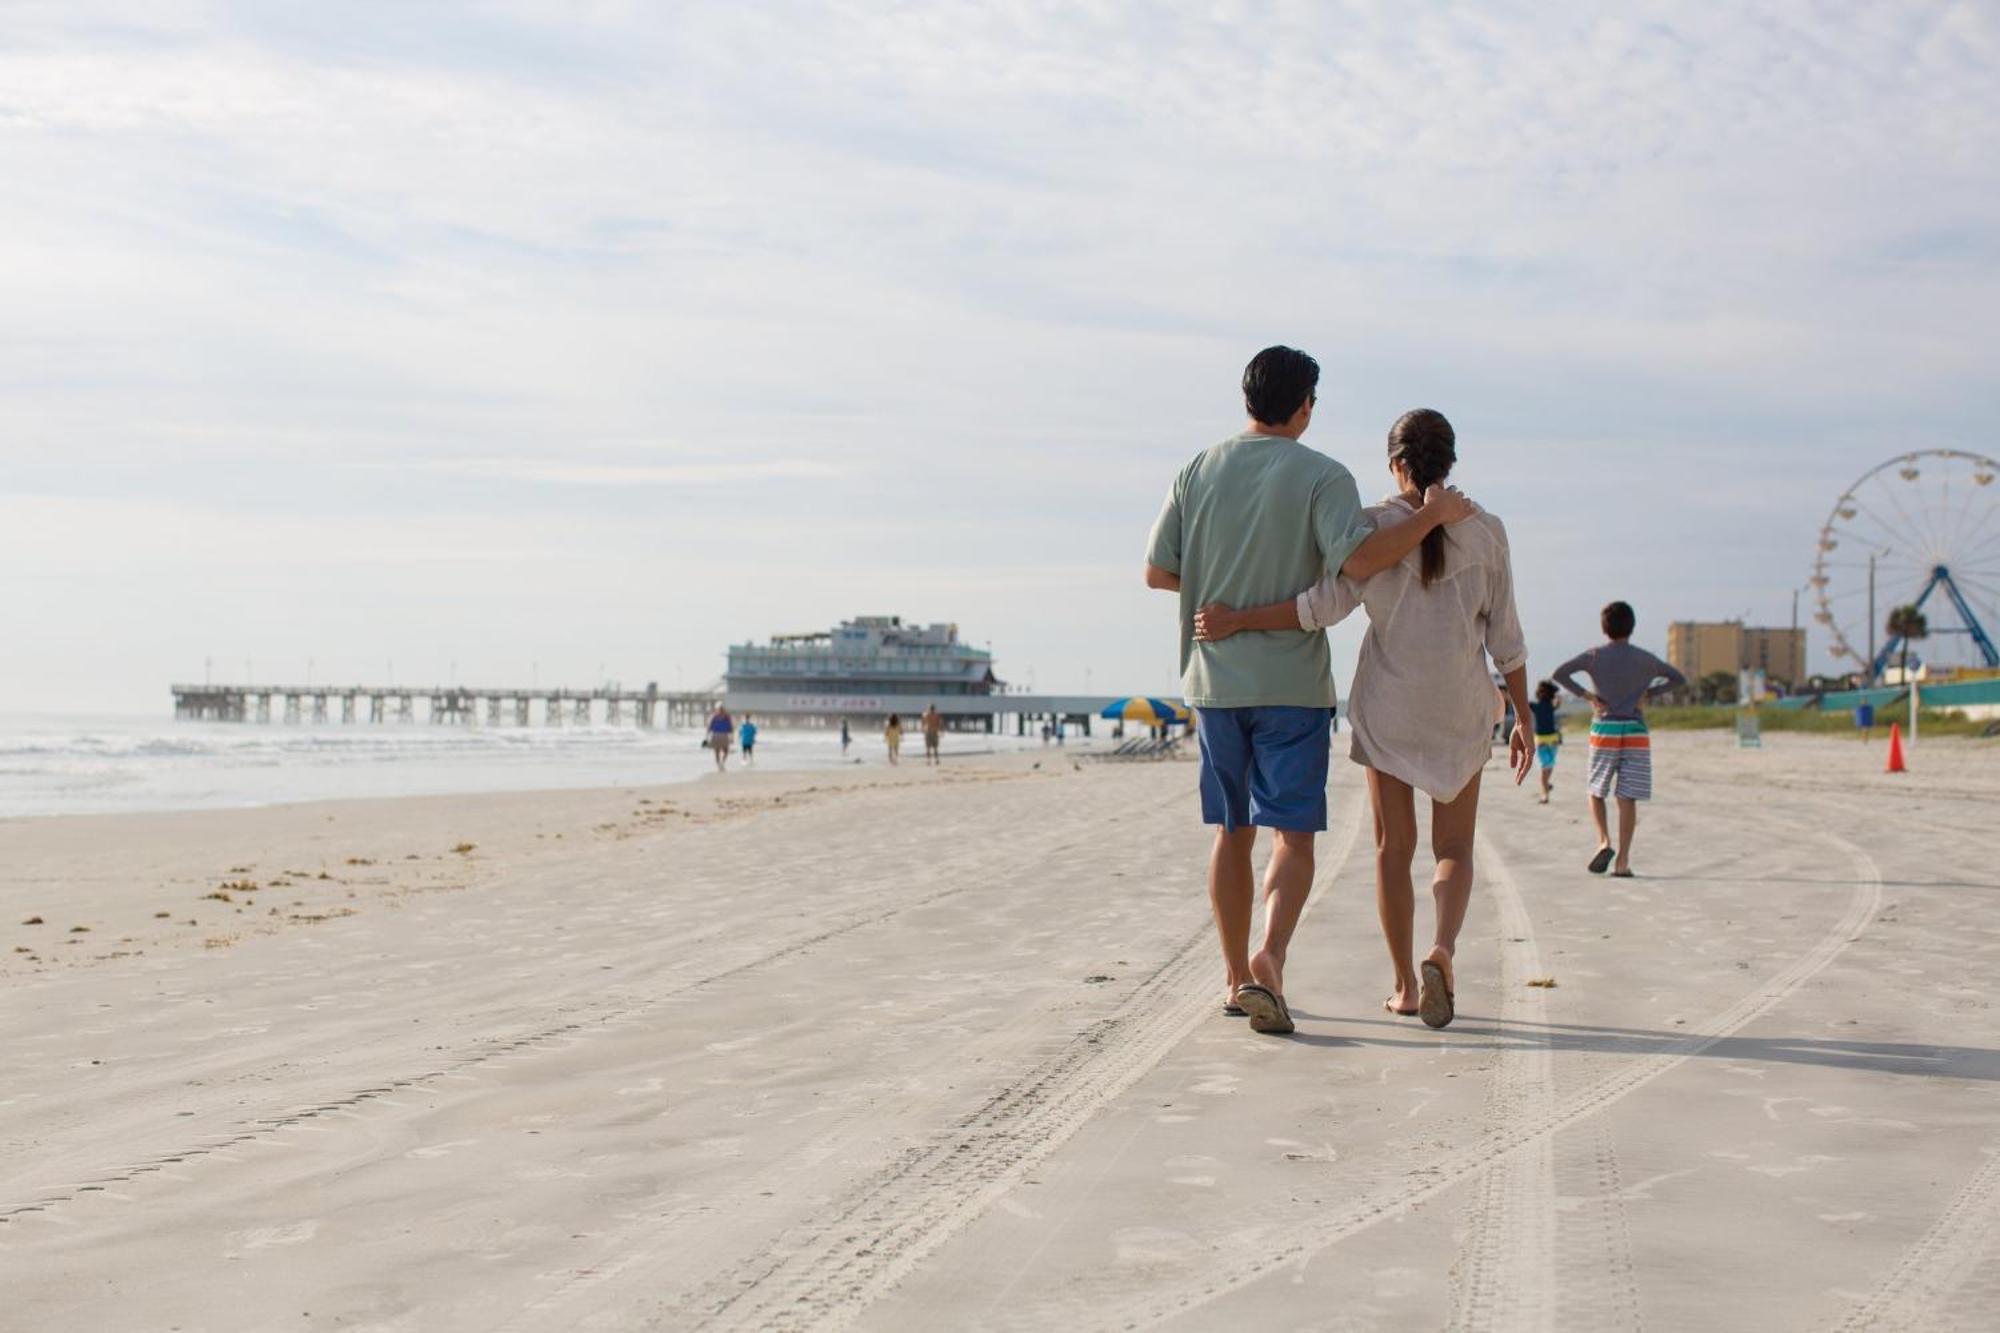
left=1242, top=346, right=1319, bottom=427
left=1602, top=601, right=1636, bottom=640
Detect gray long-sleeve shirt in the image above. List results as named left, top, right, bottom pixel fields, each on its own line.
left=1551, top=642, right=1685, bottom=720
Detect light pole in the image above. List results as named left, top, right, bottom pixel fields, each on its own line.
left=1866, top=554, right=1876, bottom=686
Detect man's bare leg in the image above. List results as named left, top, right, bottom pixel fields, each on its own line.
left=1209, top=827, right=1258, bottom=1003
left=1250, top=828, right=1315, bottom=999
left=1614, top=796, right=1638, bottom=873
left=1426, top=772, right=1482, bottom=990
left=1368, top=769, right=1420, bottom=1012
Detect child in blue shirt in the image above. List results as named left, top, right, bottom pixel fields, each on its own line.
left=1529, top=681, right=1561, bottom=805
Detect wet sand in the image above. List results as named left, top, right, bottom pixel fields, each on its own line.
left=3, top=733, right=1996, bottom=1330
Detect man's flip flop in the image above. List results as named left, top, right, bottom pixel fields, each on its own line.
left=1419, top=960, right=1455, bottom=1029
left=1233, top=984, right=1295, bottom=1035
left=1587, top=847, right=1614, bottom=874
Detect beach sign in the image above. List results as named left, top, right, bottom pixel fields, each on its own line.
left=1736, top=668, right=1765, bottom=748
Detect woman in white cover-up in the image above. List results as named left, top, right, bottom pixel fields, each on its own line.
left=1195, top=409, right=1534, bottom=1028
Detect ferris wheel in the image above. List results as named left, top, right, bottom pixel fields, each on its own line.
left=1811, top=449, right=2000, bottom=680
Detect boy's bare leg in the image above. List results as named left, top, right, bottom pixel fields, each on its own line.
left=1588, top=793, right=1611, bottom=851
left=1369, top=769, right=1420, bottom=1012
left=1249, top=828, right=1315, bottom=999
left=1209, top=827, right=1258, bottom=1002
left=1614, top=797, right=1638, bottom=873
left=1427, top=772, right=1482, bottom=988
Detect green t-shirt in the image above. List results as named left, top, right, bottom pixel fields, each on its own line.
left=1145, top=432, right=1371, bottom=708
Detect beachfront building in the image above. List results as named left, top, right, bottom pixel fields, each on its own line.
left=1667, top=619, right=1807, bottom=693
left=724, top=616, right=1004, bottom=729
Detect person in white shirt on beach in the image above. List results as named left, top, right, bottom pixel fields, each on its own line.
left=1195, top=409, right=1534, bottom=1029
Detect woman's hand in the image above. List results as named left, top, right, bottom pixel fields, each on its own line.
left=1193, top=603, right=1240, bottom=642
left=1508, top=720, right=1535, bottom=785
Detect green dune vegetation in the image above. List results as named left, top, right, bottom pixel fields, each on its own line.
left=1581, top=706, right=1998, bottom=738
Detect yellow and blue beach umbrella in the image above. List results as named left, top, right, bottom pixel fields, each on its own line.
left=1100, top=696, right=1190, bottom=725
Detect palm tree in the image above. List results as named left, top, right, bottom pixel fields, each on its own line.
left=1886, top=604, right=1929, bottom=686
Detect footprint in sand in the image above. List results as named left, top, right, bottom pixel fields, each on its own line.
left=234, top=1220, right=320, bottom=1250
left=617, top=1077, right=667, bottom=1096
left=406, top=1139, right=481, bottom=1159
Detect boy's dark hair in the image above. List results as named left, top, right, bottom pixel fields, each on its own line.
left=1242, top=346, right=1319, bottom=427
left=1388, top=408, right=1457, bottom=587
left=1535, top=679, right=1558, bottom=704
left=1602, top=600, right=1636, bottom=640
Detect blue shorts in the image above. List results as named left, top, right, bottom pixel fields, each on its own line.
left=1195, top=706, right=1333, bottom=832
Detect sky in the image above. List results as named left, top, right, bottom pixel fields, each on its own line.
left=4, top=1, right=1999, bottom=713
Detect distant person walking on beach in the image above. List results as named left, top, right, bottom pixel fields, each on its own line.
left=707, top=705, right=734, bottom=772
left=738, top=714, right=758, bottom=766
left=921, top=705, right=943, bottom=766
left=1530, top=681, right=1563, bottom=804
left=840, top=718, right=851, bottom=755
left=884, top=713, right=903, bottom=766
left=1552, top=602, right=1686, bottom=876
left=1146, top=348, right=1476, bottom=1035
left=1196, top=409, right=1527, bottom=1029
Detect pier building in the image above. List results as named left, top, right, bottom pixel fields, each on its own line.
left=171, top=617, right=1172, bottom=737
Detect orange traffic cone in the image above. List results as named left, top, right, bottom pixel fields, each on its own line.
left=1885, top=722, right=1906, bottom=774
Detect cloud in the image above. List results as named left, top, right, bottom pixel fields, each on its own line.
left=3, top=2, right=1999, bottom=707
left=409, top=459, right=844, bottom=486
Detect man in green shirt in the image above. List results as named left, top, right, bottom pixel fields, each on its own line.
left=1144, top=346, right=1476, bottom=1034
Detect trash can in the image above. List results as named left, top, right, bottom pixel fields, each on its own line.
left=1855, top=703, right=1875, bottom=730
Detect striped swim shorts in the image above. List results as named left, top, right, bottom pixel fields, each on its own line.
left=1587, top=719, right=1652, bottom=801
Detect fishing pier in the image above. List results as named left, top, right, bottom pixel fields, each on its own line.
left=170, top=681, right=1153, bottom=737
left=171, top=684, right=723, bottom=729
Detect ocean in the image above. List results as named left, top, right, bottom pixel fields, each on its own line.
left=0, top=714, right=1050, bottom=818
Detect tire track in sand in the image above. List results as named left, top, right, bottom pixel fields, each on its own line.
left=0, top=783, right=1181, bottom=1229
left=1108, top=830, right=1883, bottom=1330
left=1445, top=830, right=1560, bottom=1332
left=1834, top=1140, right=2000, bottom=1331
left=657, top=793, right=1372, bottom=1333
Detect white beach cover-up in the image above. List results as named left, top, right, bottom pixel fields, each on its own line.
left=1297, top=498, right=1528, bottom=802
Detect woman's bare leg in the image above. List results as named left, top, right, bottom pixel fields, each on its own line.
left=1369, top=768, right=1420, bottom=1012
left=1427, top=771, right=1482, bottom=987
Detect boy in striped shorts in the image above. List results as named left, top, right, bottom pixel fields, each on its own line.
left=1552, top=602, right=1686, bottom=876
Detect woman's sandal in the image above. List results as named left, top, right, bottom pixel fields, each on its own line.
left=1233, top=983, right=1295, bottom=1035
left=1383, top=998, right=1418, bottom=1017
left=1419, top=959, right=1456, bottom=1029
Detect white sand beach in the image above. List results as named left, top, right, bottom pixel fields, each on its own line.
left=4, top=733, right=1998, bottom=1331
